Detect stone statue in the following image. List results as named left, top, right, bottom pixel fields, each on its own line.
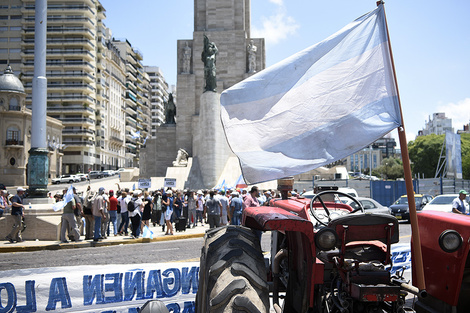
left=247, top=39, right=257, bottom=73
left=165, top=93, right=176, bottom=124
left=173, top=148, right=189, bottom=167
left=201, top=35, right=218, bottom=92
left=182, top=41, right=191, bottom=74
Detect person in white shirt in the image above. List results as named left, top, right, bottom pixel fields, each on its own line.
left=127, top=190, right=143, bottom=238
left=117, top=191, right=130, bottom=236
left=196, top=190, right=205, bottom=226
left=452, top=190, right=469, bottom=215
left=216, top=190, right=229, bottom=226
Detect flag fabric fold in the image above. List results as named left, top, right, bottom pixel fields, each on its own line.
left=142, top=225, right=154, bottom=239
left=220, top=4, right=400, bottom=185
left=234, top=175, right=248, bottom=189
left=52, top=185, right=74, bottom=211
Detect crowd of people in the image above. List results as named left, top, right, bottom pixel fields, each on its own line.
left=1, top=183, right=290, bottom=244
left=58, top=185, right=281, bottom=241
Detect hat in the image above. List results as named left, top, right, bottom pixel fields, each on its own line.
left=166, top=189, right=173, bottom=195
left=109, top=190, right=114, bottom=193
left=134, top=190, right=142, bottom=196
left=232, top=191, right=239, bottom=196
left=98, top=187, right=105, bottom=193
left=197, top=190, right=203, bottom=195
left=17, top=187, right=26, bottom=192
left=459, top=190, right=468, bottom=195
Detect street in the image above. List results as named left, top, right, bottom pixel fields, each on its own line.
left=0, top=224, right=411, bottom=270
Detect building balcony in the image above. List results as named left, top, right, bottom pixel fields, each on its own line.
left=48, top=106, right=95, bottom=115
left=26, top=83, right=95, bottom=93
left=126, top=115, right=137, bottom=124
left=26, top=72, right=95, bottom=83
left=62, top=140, right=95, bottom=147
left=22, top=16, right=95, bottom=28
left=22, top=48, right=95, bottom=61
left=61, top=117, right=95, bottom=125
left=62, top=128, right=95, bottom=136
left=22, top=60, right=96, bottom=70
left=5, top=139, right=24, bottom=147
left=43, top=94, right=96, bottom=104
left=23, top=27, right=95, bottom=39
left=110, top=135, right=123, bottom=143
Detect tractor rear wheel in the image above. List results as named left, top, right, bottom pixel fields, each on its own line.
left=196, top=225, right=269, bottom=313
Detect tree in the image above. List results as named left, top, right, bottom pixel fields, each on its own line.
left=408, top=133, right=470, bottom=179
left=408, top=134, right=444, bottom=178
left=374, top=157, right=404, bottom=180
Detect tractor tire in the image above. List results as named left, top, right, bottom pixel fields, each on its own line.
left=196, top=225, right=269, bottom=313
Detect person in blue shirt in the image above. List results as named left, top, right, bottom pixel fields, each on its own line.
left=5, top=187, right=26, bottom=243
left=162, top=189, right=174, bottom=235
left=452, top=190, right=469, bottom=215
left=229, top=192, right=244, bottom=225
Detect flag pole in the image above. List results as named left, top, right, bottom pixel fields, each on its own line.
left=378, top=0, right=426, bottom=291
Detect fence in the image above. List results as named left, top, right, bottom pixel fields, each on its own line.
left=293, top=178, right=470, bottom=207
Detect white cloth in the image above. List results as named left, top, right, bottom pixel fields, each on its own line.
left=220, top=4, right=400, bottom=184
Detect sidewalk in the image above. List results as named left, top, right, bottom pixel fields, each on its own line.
left=0, top=222, right=210, bottom=253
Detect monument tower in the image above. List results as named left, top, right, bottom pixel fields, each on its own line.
left=142, top=0, right=265, bottom=188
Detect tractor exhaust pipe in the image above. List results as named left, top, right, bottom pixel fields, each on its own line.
left=392, top=278, right=427, bottom=298
left=277, top=177, right=294, bottom=200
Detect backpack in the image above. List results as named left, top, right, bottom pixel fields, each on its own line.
left=127, top=199, right=136, bottom=212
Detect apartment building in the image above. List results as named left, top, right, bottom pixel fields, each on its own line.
left=113, top=39, right=151, bottom=167
left=418, top=112, right=453, bottom=136
left=0, top=0, right=158, bottom=174
left=144, top=66, right=168, bottom=138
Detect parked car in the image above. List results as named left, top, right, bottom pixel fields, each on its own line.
left=422, top=194, right=469, bottom=213
left=301, top=187, right=358, bottom=199
left=88, top=171, right=102, bottom=179
left=389, top=193, right=433, bottom=221
left=75, top=173, right=88, bottom=181
left=342, top=197, right=391, bottom=214
left=101, top=170, right=114, bottom=177
left=52, top=174, right=80, bottom=184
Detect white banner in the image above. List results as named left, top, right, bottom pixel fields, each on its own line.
left=0, top=262, right=199, bottom=313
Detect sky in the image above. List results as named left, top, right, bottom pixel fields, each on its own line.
left=100, top=0, right=470, bottom=142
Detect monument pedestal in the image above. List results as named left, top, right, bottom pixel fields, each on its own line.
left=27, top=148, right=49, bottom=198
left=196, top=91, right=232, bottom=188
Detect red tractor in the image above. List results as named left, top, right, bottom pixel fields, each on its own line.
left=412, top=210, right=470, bottom=313
left=196, top=183, right=421, bottom=312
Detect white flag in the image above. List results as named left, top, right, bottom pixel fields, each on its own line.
left=221, top=4, right=400, bottom=184
left=52, top=185, right=74, bottom=211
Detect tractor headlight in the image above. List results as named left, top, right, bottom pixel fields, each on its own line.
left=315, top=227, right=338, bottom=251
left=439, top=230, right=463, bottom=253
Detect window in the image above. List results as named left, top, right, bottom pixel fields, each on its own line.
left=9, top=97, right=19, bottom=110
left=10, top=26, right=21, bottom=31
left=6, top=127, right=20, bottom=145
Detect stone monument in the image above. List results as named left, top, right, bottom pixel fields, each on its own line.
left=141, top=0, right=266, bottom=188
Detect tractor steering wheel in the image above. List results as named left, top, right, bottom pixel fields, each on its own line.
left=309, top=190, right=364, bottom=226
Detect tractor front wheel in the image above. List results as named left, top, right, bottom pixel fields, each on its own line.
left=196, top=225, right=269, bottom=313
